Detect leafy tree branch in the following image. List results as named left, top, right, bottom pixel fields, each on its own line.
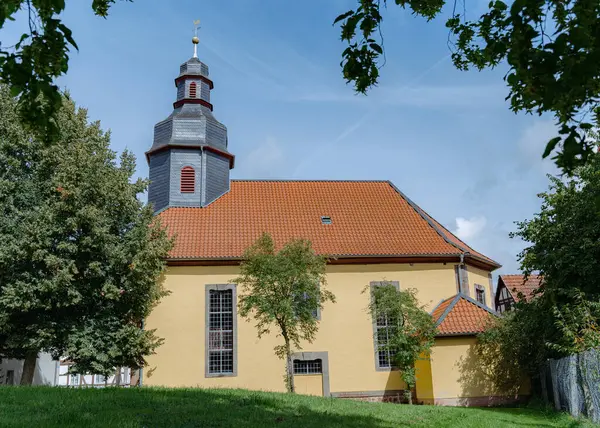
left=335, top=0, right=600, bottom=172
left=0, top=1, right=131, bottom=138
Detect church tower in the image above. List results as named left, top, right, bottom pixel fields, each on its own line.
left=146, top=28, right=234, bottom=212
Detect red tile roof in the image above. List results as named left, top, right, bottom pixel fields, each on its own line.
left=499, top=274, right=541, bottom=302
left=431, top=296, right=455, bottom=323
left=432, top=294, right=496, bottom=336
left=158, top=180, right=499, bottom=267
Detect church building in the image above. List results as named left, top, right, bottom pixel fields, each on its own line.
left=142, top=36, right=529, bottom=405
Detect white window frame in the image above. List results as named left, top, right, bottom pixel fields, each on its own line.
left=370, top=281, right=400, bottom=371
left=205, top=284, right=237, bottom=377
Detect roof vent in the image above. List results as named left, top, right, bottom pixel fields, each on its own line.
left=321, top=216, right=332, bottom=225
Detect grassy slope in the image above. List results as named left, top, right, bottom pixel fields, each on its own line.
left=0, top=387, right=592, bottom=428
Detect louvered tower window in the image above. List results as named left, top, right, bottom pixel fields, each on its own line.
left=180, top=166, right=195, bottom=193
left=189, top=82, right=197, bottom=98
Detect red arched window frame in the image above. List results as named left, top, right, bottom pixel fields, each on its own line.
left=189, top=82, right=197, bottom=98
left=180, top=166, right=195, bottom=193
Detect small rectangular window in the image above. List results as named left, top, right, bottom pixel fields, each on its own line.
left=70, top=374, right=79, bottom=386
left=295, top=283, right=320, bottom=319
left=320, top=216, right=332, bottom=225
left=293, top=359, right=322, bottom=375
left=475, top=284, right=486, bottom=305
left=96, top=374, right=106, bottom=383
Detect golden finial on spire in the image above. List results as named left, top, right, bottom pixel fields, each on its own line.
left=192, top=19, right=200, bottom=58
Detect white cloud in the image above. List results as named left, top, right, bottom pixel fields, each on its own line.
left=453, top=216, right=487, bottom=241
left=383, top=84, right=506, bottom=109
left=236, top=137, right=286, bottom=179
left=516, top=120, right=560, bottom=175
left=292, top=84, right=506, bottom=109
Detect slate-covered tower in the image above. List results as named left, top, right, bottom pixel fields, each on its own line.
left=146, top=36, right=234, bottom=212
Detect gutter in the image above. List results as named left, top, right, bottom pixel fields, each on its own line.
left=166, top=252, right=500, bottom=270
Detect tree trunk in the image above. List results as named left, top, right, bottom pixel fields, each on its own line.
left=286, top=344, right=295, bottom=393
left=20, top=351, right=38, bottom=386
left=407, top=389, right=413, bottom=405
left=279, top=324, right=295, bottom=394
left=115, top=367, right=121, bottom=386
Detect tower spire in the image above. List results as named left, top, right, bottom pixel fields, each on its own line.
left=146, top=27, right=234, bottom=212
left=192, top=19, right=200, bottom=58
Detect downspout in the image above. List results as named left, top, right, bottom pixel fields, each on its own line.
left=459, top=253, right=467, bottom=295
left=138, top=319, right=144, bottom=387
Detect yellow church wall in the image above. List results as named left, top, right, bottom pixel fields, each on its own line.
left=414, top=354, right=434, bottom=401
left=295, top=375, right=323, bottom=396
left=144, top=262, right=461, bottom=394
left=465, top=265, right=494, bottom=307
left=427, top=337, right=530, bottom=406
left=430, top=337, right=481, bottom=401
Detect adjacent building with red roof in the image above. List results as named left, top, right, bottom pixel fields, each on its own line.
left=142, top=38, right=529, bottom=406
left=495, top=274, right=541, bottom=312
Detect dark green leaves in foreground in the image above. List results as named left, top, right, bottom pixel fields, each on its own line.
left=0, top=1, right=129, bottom=139
left=483, top=154, right=600, bottom=384
left=0, top=87, right=173, bottom=377
left=335, top=0, right=600, bottom=173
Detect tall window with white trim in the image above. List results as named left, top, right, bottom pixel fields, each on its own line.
left=207, top=288, right=235, bottom=375
left=376, top=312, right=398, bottom=369
left=370, top=280, right=400, bottom=370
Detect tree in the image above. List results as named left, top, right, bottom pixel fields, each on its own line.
left=367, top=283, right=437, bottom=404
left=476, top=302, right=549, bottom=393
left=334, top=0, right=600, bottom=172
left=0, top=1, right=131, bottom=137
left=511, top=151, right=600, bottom=355
left=0, top=86, right=172, bottom=384
left=478, top=152, right=600, bottom=390
left=232, top=233, right=335, bottom=393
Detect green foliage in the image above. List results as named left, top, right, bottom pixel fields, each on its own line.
left=0, top=1, right=131, bottom=138
left=366, top=283, right=436, bottom=403
left=233, top=233, right=335, bottom=393
left=512, top=152, right=600, bottom=355
left=476, top=305, right=546, bottom=392
left=334, top=0, right=600, bottom=172
left=482, top=154, right=600, bottom=386
left=0, top=86, right=173, bottom=377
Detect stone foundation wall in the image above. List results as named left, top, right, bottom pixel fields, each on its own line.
left=419, top=395, right=529, bottom=407
left=335, top=392, right=528, bottom=406
left=332, top=390, right=409, bottom=403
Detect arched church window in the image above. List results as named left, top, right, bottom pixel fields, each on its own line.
left=181, top=166, right=195, bottom=193
left=189, top=82, right=197, bottom=98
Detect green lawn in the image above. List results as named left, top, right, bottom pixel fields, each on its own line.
left=0, top=386, right=591, bottom=428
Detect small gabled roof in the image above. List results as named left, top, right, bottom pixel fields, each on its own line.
left=498, top=274, right=541, bottom=302
left=431, top=293, right=497, bottom=336
left=158, top=180, right=500, bottom=269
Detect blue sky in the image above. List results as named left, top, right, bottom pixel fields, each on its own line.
left=2, top=0, right=559, bottom=277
